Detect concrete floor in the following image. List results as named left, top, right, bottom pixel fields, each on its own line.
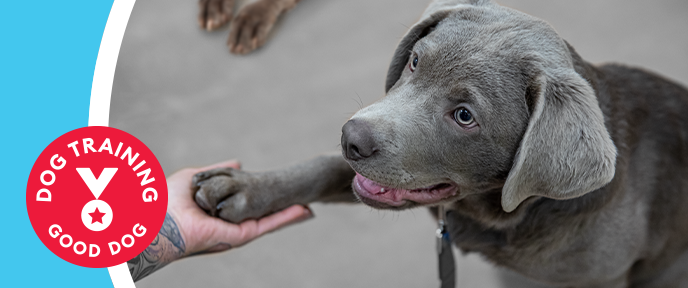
left=111, top=0, right=688, bottom=287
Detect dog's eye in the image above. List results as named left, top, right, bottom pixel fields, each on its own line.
left=409, top=55, right=419, bottom=72
left=454, top=108, right=475, bottom=127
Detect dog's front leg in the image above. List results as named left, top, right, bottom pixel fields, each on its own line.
left=192, top=153, right=355, bottom=223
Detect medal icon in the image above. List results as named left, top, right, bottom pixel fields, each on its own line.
left=76, top=168, right=117, bottom=232
left=81, top=200, right=113, bottom=231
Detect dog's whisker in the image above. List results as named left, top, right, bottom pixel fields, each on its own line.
left=349, top=97, right=363, bottom=110
left=354, top=91, right=364, bottom=110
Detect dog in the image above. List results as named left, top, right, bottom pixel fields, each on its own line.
left=192, top=0, right=688, bottom=286
left=198, top=0, right=301, bottom=54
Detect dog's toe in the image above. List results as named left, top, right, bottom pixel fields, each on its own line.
left=194, top=186, right=216, bottom=215
left=199, top=0, right=234, bottom=30
left=217, top=193, right=252, bottom=223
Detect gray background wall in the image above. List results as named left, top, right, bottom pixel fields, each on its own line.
left=111, top=0, right=688, bottom=287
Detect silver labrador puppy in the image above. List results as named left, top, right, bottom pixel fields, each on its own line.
left=193, top=0, right=688, bottom=287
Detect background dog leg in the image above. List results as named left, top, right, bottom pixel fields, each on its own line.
left=193, top=152, right=356, bottom=223
left=228, top=0, right=301, bottom=54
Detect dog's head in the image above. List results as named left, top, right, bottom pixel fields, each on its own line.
left=341, top=0, right=617, bottom=212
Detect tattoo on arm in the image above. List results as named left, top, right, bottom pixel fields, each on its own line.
left=127, top=213, right=186, bottom=282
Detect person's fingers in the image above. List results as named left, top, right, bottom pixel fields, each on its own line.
left=210, top=205, right=312, bottom=247
left=255, top=205, right=312, bottom=235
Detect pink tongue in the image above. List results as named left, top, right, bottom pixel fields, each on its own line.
left=357, top=173, right=399, bottom=195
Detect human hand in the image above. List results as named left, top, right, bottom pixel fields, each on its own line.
left=129, top=159, right=312, bottom=281
left=168, top=159, right=313, bottom=256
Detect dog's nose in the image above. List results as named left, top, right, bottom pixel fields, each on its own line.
left=342, top=119, right=378, bottom=161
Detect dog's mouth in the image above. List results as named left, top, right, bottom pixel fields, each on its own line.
left=352, top=173, right=459, bottom=209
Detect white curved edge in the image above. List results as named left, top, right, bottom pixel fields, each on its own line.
left=88, top=0, right=136, bottom=127
left=109, top=262, right=135, bottom=288
left=90, top=0, right=137, bottom=286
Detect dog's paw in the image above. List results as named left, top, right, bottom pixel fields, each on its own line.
left=198, top=0, right=235, bottom=31
left=193, top=167, right=273, bottom=223
left=227, top=0, right=283, bottom=54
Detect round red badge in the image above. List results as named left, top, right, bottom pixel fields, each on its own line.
left=26, top=126, right=168, bottom=268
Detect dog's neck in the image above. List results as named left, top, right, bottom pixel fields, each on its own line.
left=449, top=189, right=540, bottom=230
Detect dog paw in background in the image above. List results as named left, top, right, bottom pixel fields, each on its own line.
left=199, top=0, right=235, bottom=31
left=228, top=0, right=297, bottom=54
left=198, top=0, right=301, bottom=54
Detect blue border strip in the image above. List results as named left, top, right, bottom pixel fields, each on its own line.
left=1, top=1, right=116, bottom=286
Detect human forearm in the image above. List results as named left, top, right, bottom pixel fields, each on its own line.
left=127, top=213, right=186, bottom=282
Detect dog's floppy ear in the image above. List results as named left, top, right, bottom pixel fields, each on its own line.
left=385, top=12, right=448, bottom=92
left=385, top=0, right=492, bottom=92
left=501, top=67, right=617, bottom=212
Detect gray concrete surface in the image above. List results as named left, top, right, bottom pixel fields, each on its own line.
left=111, top=0, right=688, bottom=287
